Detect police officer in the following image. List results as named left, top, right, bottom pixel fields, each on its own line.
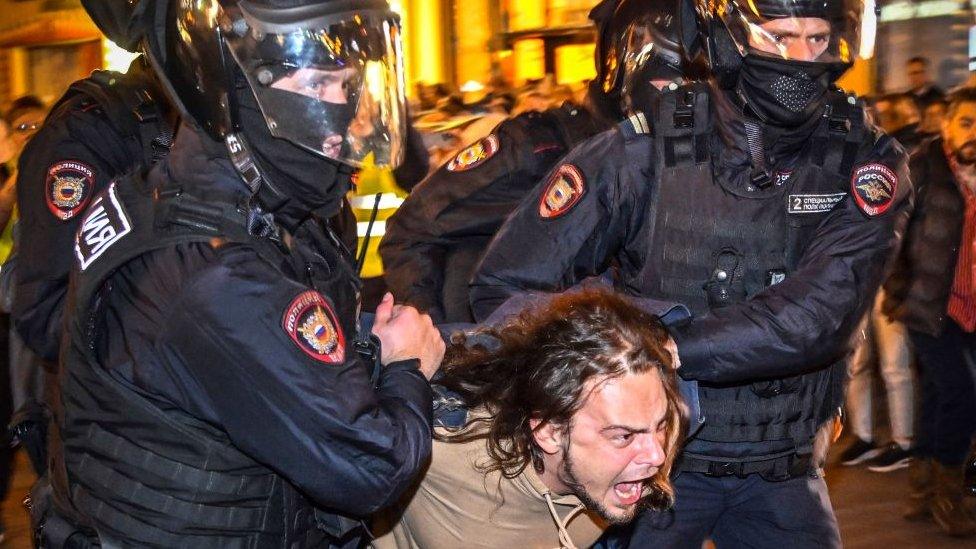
left=13, top=0, right=176, bottom=363
left=45, top=0, right=443, bottom=546
left=470, top=0, right=911, bottom=545
left=379, top=0, right=692, bottom=324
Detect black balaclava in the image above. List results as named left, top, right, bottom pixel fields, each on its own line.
left=738, top=53, right=834, bottom=127
left=625, top=60, right=685, bottom=115
left=237, top=85, right=350, bottom=228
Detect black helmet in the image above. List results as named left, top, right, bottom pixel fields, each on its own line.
left=701, top=0, right=877, bottom=86
left=145, top=0, right=407, bottom=169
left=81, top=0, right=155, bottom=52
left=589, top=0, right=701, bottom=117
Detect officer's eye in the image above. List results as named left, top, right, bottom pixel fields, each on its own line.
left=810, top=34, right=829, bottom=44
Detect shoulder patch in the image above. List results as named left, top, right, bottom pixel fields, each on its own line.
left=282, top=291, right=346, bottom=364
left=539, top=164, right=586, bottom=219
left=46, top=160, right=95, bottom=221
left=446, top=134, right=499, bottom=172
left=74, top=182, right=132, bottom=271
left=851, top=163, right=897, bottom=217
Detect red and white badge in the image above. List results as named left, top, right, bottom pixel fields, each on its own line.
left=539, top=164, right=586, bottom=219
left=282, top=291, right=346, bottom=364
left=45, top=160, right=95, bottom=221
left=447, top=134, right=499, bottom=172
left=851, top=163, right=898, bottom=217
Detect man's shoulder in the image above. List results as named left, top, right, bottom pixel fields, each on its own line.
left=99, top=236, right=290, bottom=311
left=561, top=124, right=631, bottom=170
left=845, top=122, right=913, bottom=216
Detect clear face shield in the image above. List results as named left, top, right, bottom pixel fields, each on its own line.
left=225, top=2, right=407, bottom=169
left=712, top=0, right=876, bottom=63
left=602, top=13, right=683, bottom=97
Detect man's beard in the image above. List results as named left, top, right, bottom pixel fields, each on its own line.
left=953, top=139, right=976, bottom=165
left=557, top=435, right=649, bottom=525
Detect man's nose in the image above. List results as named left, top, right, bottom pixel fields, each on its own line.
left=789, top=41, right=817, bottom=62
left=634, top=434, right=665, bottom=468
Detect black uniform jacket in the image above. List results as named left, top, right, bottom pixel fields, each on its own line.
left=470, top=90, right=912, bottom=386
left=82, top=129, right=434, bottom=517
left=14, top=64, right=165, bottom=361
left=380, top=104, right=603, bottom=323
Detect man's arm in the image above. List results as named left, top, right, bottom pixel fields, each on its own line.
left=468, top=130, right=634, bottom=321
left=381, top=116, right=562, bottom=321
left=674, top=141, right=913, bottom=384
left=161, top=248, right=434, bottom=517
left=13, top=103, right=124, bottom=360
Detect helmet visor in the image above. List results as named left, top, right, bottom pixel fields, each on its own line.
left=712, top=0, right=876, bottom=63
left=226, top=5, right=407, bottom=168
left=601, top=10, right=684, bottom=98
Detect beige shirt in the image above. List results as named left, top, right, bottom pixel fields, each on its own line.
left=372, top=429, right=606, bottom=549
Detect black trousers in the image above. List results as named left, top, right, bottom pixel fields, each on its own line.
left=911, top=319, right=976, bottom=466
left=627, top=471, right=840, bottom=548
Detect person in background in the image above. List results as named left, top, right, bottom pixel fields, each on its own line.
left=6, top=96, right=46, bottom=154
left=921, top=99, right=947, bottom=137
left=907, top=56, right=946, bottom=111
left=883, top=88, right=976, bottom=538
left=838, top=289, right=915, bottom=472
left=874, top=93, right=924, bottom=153
left=0, top=97, right=47, bottom=475
left=0, top=114, right=14, bottom=546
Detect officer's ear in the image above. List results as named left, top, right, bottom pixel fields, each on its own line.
left=530, top=418, right=564, bottom=455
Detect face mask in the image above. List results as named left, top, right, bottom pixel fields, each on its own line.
left=237, top=88, right=350, bottom=220
left=738, top=54, right=832, bottom=127
left=261, top=88, right=357, bottom=161
left=622, top=58, right=681, bottom=115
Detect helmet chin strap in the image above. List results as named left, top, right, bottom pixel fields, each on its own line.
left=224, top=131, right=291, bottom=213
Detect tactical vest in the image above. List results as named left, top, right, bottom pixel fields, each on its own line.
left=624, top=84, right=863, bottom=456
left=50, top=174, right=364, bottom=548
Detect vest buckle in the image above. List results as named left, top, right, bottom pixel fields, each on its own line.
left=706, top=461, right=743, bottom=477
left=828, top=117, right=851, bottom=134
left=673, top=109, right=694, bottom=129
left=750, top=168, right=773, bottom=190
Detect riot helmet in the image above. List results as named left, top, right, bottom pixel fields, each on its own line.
left=589, top=0, right=699, bottom=119
left=81, top=0, right=156, bottom=52
left=700, top=0, right=878, bottom=125
left=146, top=0, right=406, bottom=170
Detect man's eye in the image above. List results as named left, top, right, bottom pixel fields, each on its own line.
left=810, top=35, right=829, bottom=44
left=614, top=433, right=634, bottom=444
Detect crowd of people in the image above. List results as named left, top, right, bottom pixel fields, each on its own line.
left=0, top=0, right=974, bottom=547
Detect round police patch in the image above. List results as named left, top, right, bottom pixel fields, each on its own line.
left=539, top=164, right=585, bottom=219
left=45, top=160, right=94, bottom=221
left=282, top=291, right=346, bottom=364
left=851, top=163, right=897, bottom=217
left=446, top=134, right=499, bottom=172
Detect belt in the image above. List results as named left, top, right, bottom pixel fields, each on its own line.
left=680, top=452, right=813, bottom=482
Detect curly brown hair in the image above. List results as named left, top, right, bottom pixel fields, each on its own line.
left=438, top=288, right=686, bottom=510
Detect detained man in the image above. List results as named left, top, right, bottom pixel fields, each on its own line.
left=373, top=289, right=686, bottom=549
